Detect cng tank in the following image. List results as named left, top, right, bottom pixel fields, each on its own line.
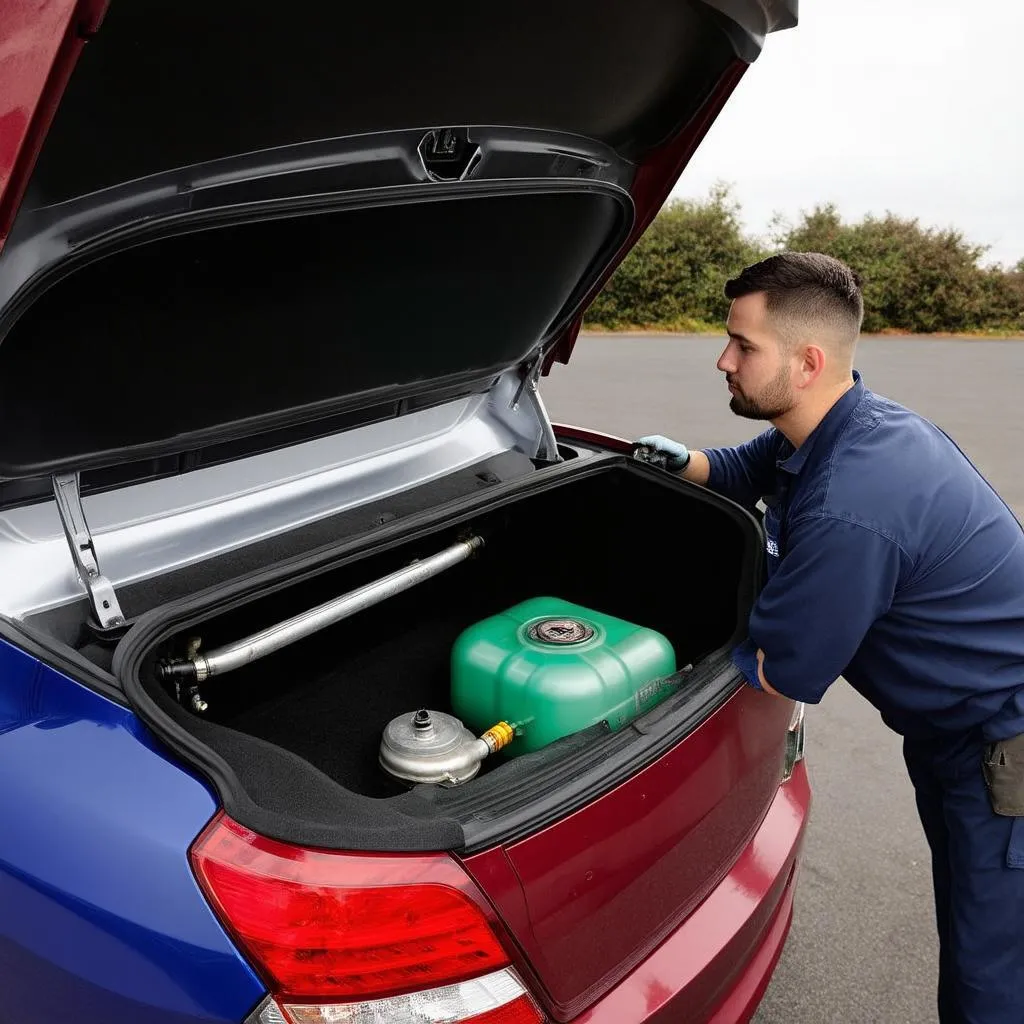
left=450, top=596, right=677, bottom=753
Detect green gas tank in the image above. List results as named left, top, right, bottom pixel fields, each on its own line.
left=450, top=597, right=676, bottom=754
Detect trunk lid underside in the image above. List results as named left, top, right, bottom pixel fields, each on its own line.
left=0, top=0, right=795, bottom=479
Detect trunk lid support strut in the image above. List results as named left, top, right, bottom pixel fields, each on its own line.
left=52, top=472, right=125, bottom=631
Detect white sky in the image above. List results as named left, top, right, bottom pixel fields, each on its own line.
left=672, top=0, right=1024, bottom=269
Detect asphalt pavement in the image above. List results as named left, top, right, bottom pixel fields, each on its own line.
left=538, top=334, right=1024, bottom=1024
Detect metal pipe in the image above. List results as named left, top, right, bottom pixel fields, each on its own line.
left=158, top=535, right=484, bottom=684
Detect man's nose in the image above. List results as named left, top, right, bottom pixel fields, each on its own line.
left=717, top=348, right=735, bottom=373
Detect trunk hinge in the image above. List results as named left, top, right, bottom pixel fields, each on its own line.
left=509, top=353, right=560, bottom=463
left=52, top=472, right=125, bottom=631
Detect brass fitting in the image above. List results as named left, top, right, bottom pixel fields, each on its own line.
left=480, top=721, right=515, bottom=754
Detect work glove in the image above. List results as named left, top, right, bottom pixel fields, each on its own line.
left=633, top=435, right=691, bottom=473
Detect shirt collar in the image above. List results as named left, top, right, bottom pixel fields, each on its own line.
left=777, top=370, right=866, bottom=476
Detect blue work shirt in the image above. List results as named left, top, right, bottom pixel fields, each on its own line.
left=706, top=371, right=1024, bottom=741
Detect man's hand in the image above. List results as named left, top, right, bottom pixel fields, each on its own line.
left=634, top=435, right=711, bottom=485
left=635, top=435, right=691, bottom=472
left=755, top=648, right=782, bottom=696
left=733, top=639, right=784, bottom=697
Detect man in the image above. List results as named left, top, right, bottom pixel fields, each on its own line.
left=637, top=252, right=1024, bottom=1024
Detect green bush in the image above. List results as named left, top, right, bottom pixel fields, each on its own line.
left=584, top=187, right=1023, bottom=335
left=976, top=267, right=1024, bottom=335
left=585, top=184, right=766, bottom=330
left=777, top=204, right=1022, bottom=334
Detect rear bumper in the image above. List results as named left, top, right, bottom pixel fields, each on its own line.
left=572, top=759, right=811, bottom=1024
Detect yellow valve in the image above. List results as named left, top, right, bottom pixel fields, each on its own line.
left=480, top=721, right=515, bottom=754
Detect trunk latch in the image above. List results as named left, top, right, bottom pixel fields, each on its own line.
left=418, top=128, right=482, bottom=182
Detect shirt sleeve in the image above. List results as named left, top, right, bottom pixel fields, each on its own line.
left=732, top=515, right=904, bottom=703
left=703, top=429, right=781, bottom=509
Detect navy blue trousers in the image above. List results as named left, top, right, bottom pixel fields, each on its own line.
left=903, top=732, right=1024, bottom=1024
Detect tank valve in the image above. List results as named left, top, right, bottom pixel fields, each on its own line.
left=413, top=708, right=435, bottom=737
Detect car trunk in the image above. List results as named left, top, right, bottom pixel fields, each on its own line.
left=114, top=455, right=786, bottom=1017
left=118, top=457, right=758, bottom=815
left=140, top=475, right=739, bottom=801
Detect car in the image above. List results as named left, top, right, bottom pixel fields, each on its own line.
left=0, top=2, right=809, bottom=1022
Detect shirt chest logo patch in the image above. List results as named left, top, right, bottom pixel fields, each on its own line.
left=766, top=537, right=780, bottom=558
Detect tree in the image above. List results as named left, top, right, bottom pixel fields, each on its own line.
left=585, top=191, right=1023, bottom=335
left=585, top=184, right=765, bottom=329
left=776, top=206, right=999, bottom=334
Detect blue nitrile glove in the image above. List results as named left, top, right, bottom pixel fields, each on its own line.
left=635, top=435, right=691, bottom=472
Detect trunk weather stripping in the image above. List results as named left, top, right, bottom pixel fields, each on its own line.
left=52, top=472, right=126, bottom=632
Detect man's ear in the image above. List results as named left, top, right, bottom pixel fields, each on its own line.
left=797, top=343, right=827, bottom=389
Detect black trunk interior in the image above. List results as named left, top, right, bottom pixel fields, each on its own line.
left=143, top=466, right=753, bottom=799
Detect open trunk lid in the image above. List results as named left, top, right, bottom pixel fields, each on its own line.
left=0, top=0, right=796, bottom=482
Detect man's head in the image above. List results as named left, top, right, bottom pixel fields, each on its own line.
left=717, top=252, right=864, bottom=421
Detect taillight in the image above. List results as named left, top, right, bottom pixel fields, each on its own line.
left=191, top=813, right=543, bottom=1024
left=245, top=973, right=542, bottom=1023
left=783, top=701, right=806, bottom=781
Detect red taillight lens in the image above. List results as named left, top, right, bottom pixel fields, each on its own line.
left=190, top=813, right=512, bottom=1002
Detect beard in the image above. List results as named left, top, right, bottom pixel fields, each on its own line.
left=728, top=364, right=795, bottom=421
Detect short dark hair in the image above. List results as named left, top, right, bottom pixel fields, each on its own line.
left=724, top=252, right=864, bottom=350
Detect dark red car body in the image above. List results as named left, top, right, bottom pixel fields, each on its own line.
left=465, top=669, right=809, bottom=1022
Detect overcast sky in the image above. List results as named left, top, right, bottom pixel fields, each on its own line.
left=673, top=0, right=1023, bottom=269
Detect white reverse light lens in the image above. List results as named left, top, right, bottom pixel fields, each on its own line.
left=256, top=967, right=538, bottom=1024
left=253, top=1003, right=288, bottom=1024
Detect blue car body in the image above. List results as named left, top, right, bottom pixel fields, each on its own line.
left=0, top=638, right=264, bottom=1023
